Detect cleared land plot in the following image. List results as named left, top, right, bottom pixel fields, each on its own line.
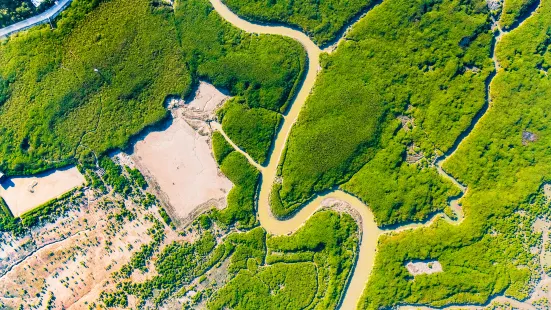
left=128, top=82, right=233, bottom=224
left=405, top=261, right=443, bottom=276
left=0, top=166, right=85, bottom=217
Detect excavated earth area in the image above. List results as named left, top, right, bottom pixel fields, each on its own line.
left=0, top=187, right=191, bottom=309
left=119, top=82, right=233, bottom=227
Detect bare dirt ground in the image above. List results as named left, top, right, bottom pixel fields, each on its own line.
left=0, top=82, right=240, bottom=309
left=0, top=166, right=85, bottom=217
left=0, top=183, right=190, bottom=310
left=405, top=261, right=443, bottom=276
left=123, top=82, right=233, bottom=227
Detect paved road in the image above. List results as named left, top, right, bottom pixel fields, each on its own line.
left=0, top=0, right=73, bottom=38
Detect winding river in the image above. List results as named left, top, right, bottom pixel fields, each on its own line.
left=208, top=0, right=466, bottom=308
left=209, top=0, right=544, bottom=308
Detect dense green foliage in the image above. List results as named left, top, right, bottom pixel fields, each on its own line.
left=500, top=0, right=538, bottom=29
left=361, top=204, right=539, bottom=308
left=360, top=0, right=551, bottom=307
left=212, top=131, right=260, bottom=228
left=264, top=211, right=358, bottom=308
left=218, top=98, right=282, bottom=164
left=208, top=212, right=359, bottom=309
left=102, top=211, right=357, bottom=309
left=0, top=196, right=20, bottom=234
left=342, top=128, right=461, bottom=226
left=0, top=196, right=12, bottom=218
left=209, top=263, right=318, bottom=309
left=212, top=131, right=235, bottom=165
left=0, top=0, right=304, bottom=175
left=125, top=166, right=147, bottom=189
left=213, top=145, right=260, bottom=228
left=222, top=0, right=375, bottom=45
left=0, top=0, right=189, bottom=175
left=275, top=0, right=492, bottom=220
left=107, top=228, right=245, bottom=307
left=0, top=0, right=54, bottom=28
left=99, top=157, right=132, bottom=195
left=175, top=0, right=305, bottom=164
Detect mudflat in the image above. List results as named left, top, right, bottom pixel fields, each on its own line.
left=0, top=166, right=85, bottom=217
left=128, top=82, right=233, bottom=223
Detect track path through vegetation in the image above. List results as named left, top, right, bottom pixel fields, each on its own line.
left=0, top=220, right=103, bottom=280
left=211, top=0, right=541, bottom=306
left=398, top=1, right=543, bottom=309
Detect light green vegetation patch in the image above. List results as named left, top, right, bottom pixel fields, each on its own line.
left=0, top=0, right=190, bottom=175
left=342, top=136, right=461, bottom=226
left=211, top=131, right=260, bottom=228
left=500, top=0, right=538, bottom=30
left=0, top=196, right=20, bottom=234
left=361, top=197, right=540, bottom=308
left=360, top=0, right=551, bottom=307
left=222, top=0, right=376, bottom=45
left=217, top=99, right=282, bottom=164
left=176, top=0, right=305, bottom=164
left=208, top=211, right=358, bottom=309
left=208, top=263, right=318, bottom=310
left=263, top=211, right=358, bottom=308
left=274, top=0, right=492, bottom=222
left=0, top=0, right=304, bottom=175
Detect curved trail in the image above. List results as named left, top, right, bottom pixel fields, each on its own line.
left=208, top=1, right=388, bottom=307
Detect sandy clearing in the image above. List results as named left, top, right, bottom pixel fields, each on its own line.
left=0, top=182, right=192, bottom=310
left=0, top=166, right=85, bottom=217
left=187, top=81, right=229, bottom=111
left=126, top=82, right=233, bottom=226
left=406, top=261, right=443, bottom=276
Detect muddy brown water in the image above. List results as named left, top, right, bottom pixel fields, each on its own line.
left=208, top=0, right=468, bottom=307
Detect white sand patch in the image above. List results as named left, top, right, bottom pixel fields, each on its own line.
left=406, top=261, right=443, bottom=276
left=487, top=0, right=502, bottom=11
left=0, top=166, right=85, bottom=217
left=320, top=197, right=350, bottom=209
left=126, top=82, right=233, bottom=225
left=188, top=81, right=229, bottom=111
